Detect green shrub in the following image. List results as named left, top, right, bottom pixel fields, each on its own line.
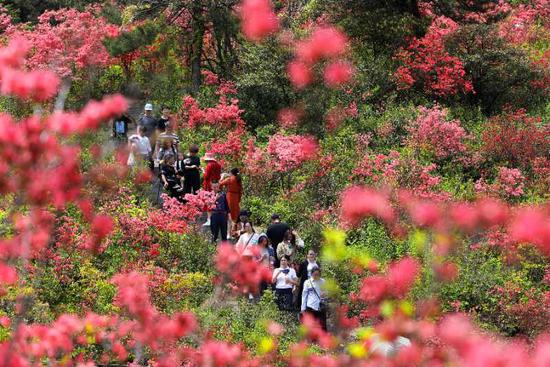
left=159, top=272, right=213, bottom=312
left=156, top=232, right=216, bottom=274
left=197, top=291, right=299, bottom=354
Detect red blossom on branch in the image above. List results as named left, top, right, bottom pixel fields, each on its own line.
left=394, top=16, right=473, bottom=96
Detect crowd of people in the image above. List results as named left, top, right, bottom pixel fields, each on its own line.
left=112, top=103, right=328, bottom=329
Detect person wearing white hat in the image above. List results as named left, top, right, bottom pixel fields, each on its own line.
left=138, top=103, right=158, bottom=140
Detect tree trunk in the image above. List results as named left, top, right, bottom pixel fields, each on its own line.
left=190, top=3, right=206, bottom=94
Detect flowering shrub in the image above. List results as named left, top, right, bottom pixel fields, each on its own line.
left=244, top=134, right=319, bottom=177
left=7, top=8, right=119, bottom=78
left=1, top=3, right=550, bottom=366
left=394, top=16, right=473, bottom=96
left=482, top=109, right=548, bottom=169
left=498, top=0, right=550, bottom=45
left=405, top=105, right=469, bottom=161
left=475, top=167, right=526, bottom=200
left=492, top=282, right=550, bottom=338
left=180, top=81, right=245, bottom=129
left=267, top=134, right=318, bottom=172
left=353, top=150, right=449, bottom=200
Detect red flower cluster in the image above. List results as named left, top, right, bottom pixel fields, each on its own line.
left=475, top=166, right=526, bottom=199
left=341, top=184, right=550, bottom=258
left=180, top=87, right=244, bottom=129
left=207, top=128, right=246, bottom=165
left=288, top=26, right=354, bottom=89
left=352, top=150, right=449, bottom=200
left=498, top=0, right=550, bottom=44
left=482, top=109, right=548, bottom=169
left=0, top=38, right=59, bottom=101
left=7, top=8, right=119, bottom=78
left=394, top=16, right=473, bottom=96
left=267, top=134, right=319, bottom=172
left=358, top=257, right=420, bottom=303
left=47, top=95, right=128, bottom=135
left=240, top=0, right=279, bottom=41
left=340, top=186, right=395, bottom=226
left=215, top=243, right=272, bottom=294
left=405, top=105, right=469, bottom=160
left=277, top=107, right=304, bottom=128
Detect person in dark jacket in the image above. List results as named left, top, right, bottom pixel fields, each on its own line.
left=183, top=145, right=201, bottom=194
left=160, top=154, right=184, bottom=200
left=266, top=214, right=290, bottom=267
left=138, top=103, right=158, bottom=141
left=296, top=250, right=320, bottom=311
left=112, top=114, right=133, bottom=145
left=210, top=181, right=229, bottom=243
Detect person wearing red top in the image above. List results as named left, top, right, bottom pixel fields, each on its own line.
left=220, top=168, right=243, bottom=234
left=202, top=152, right=221, bottom=227
left=203, top=152, right=221, bottom=191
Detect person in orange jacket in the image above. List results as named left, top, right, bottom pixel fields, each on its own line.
left=220, top=168, right=243, bottom=236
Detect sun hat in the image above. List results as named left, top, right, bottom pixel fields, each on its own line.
left=144, top=103, right=153, bottom=111
left=203, top=152, right=217, bottom=161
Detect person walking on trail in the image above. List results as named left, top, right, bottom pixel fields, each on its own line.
left=127, top=126, right=152, bottom=168
left=182, top=145, right=201, bottom=195
left=296, top=250, right=320, bottom=311
left=272, top=255, right=298, bottom=311
left=210, top=181, right=229, bottom=243
left=175, top=152, right=186, bottom=188
left=138, top=103, right=158, bottom=141
left=257, top=234, right=274, bottom=268
left=276, top=229, right=304, bottom=264
left=154, top=122, right=179, bottom=161
left=266, top=214, right=290, bottom=267
left=112, top=113, right=133, bottom=146
left=231, top=210, right=251, bottom=239
left=301, top=266, right=327, bottom=331
left=220, top=168, right=243, bottom=235
left=235, top=222, right=259, bottom=257
left=202, top=152, right=221, bottom=227
left=203, top=152, right=221, bottom=191
left=257, top=234, right=272, bottom=296
left=156, top=106, right=171, bottom=134
left=160, top=154, right=184, bottom=200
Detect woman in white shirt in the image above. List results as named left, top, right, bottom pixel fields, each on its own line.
left=296, top=250, right=320, bottom=310
left=127, top=126, right=152, bottom=167
left=301, top=266, right=326, bottom=330
left=272, top=256, right=298, bottom=311
left=235, top=222, right=259, bottom=257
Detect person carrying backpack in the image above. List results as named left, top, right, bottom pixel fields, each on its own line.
left=112, top=114, right=133, bottom=146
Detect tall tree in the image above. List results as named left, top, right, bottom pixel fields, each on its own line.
left=131, top=0, right=240, bottom=93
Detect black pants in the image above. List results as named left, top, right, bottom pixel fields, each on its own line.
left=305, top=307, right=327, bottom=331
left=184, top=175, right=201, bottom=194
left=210, top=213, right=228, bottom=243
left=275, top=288, right=294, bottom=311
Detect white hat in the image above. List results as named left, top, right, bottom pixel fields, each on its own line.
left=144, top=103, right=153, bottom=111
left=203, top=152, right=217, bottom=161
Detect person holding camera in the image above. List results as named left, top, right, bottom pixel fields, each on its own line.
left=300, top=266, right=327, bottom=330
left=272, top=255, right=298, bottom=311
